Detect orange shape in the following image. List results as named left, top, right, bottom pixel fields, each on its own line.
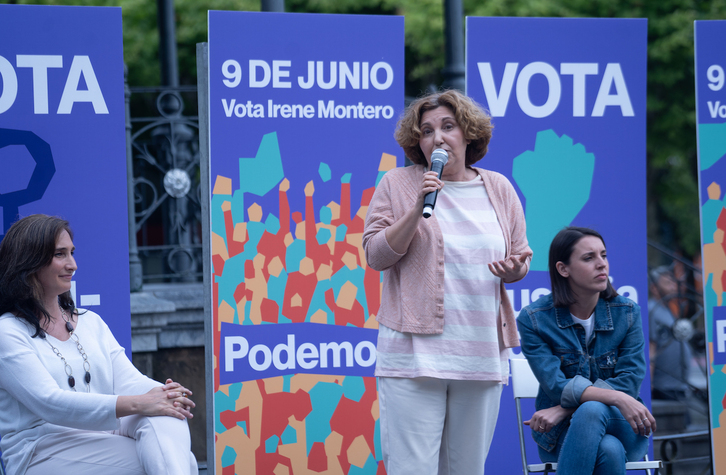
left=336, top=281, right=358, bottom=311
left=310, top=309, right=328, bottom=324
left=342, top=251, right=358, bottom=270
left=248, top=203, right=263, bottom=222
left=379, top=152, right=397, bottom=171
left=347, top=435, right=371, bottom=468
left=233, top=223, right=247, bottom=243
left=291, top=293, right=302, bottom=308
left=213, top=175, right=232, bottom=195
left=268, top=256, right=284, bottom=278
left=709, top=182, right=722, bottom=200
left=300, top=257, right=315, bottom=276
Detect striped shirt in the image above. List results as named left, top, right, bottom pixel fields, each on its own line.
left=376, top=175, right=508, bottom=382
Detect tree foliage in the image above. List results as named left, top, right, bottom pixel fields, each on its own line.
left=5, top=0, right=725, bottom=259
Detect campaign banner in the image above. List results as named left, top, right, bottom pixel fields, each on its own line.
left=208, top=11, right=403, bottom=474
left=0, top=5, right=130, bottom=350
left=467, top=17, right=648, bottom=472
left=694, top=19, right=726, bottom=474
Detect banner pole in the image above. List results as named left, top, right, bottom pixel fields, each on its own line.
left=196, top=41, right=214, bottom=475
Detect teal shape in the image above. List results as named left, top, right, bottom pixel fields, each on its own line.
left=348, top=453, right=379, bottom=475
left=285, top=240, right=306, bottom=273
left=342, top=376, right=365, bottom=402
left=306, top=278, right=333, bottom=323
left=320, top=206, right=332, bottom=225
left=319, top=162, right=332, bottom=181
left=336, top=224, right=348, bottom=242
left=239, top=132, right=284, bottom=197
left=211, top=194, right=230, bottom=246
left=238, top=420, right=247, bottom=436
left=265, top=214, right=281, bottom=234
left=341, top=173, right=352, bottom=184
left=513, top=130, right=595, bottom=271
left=232, top=190, right=246, bottom=226
left=265, top=435, right=280, bottom=453
left=306, top=381, right=344, bottom=454
left=375, top=170, right=387, bottom=187
left=215, top=383, right=243, bottom=434
left=374, top=416, right=382, bottom=461
left=698, top=122, right=726, bottom=171
left=316, top=227, right=332, bottom=245
left=283, top=374, right=292, bottom=393
left=281, top=424, right=297, bottom=445
left=221, top=446, right=237, bottom=467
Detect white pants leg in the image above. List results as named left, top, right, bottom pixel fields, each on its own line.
left=25, top=416, right=197, bottom=475
left=378, top=377, right=502, bottom=475
left=116, top=414, right=198, bottom=475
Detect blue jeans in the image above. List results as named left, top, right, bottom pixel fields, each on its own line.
left=537, top=401, right=650, bottom=475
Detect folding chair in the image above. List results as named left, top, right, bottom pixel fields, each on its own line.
left=510, top=357, right=662, bottom=475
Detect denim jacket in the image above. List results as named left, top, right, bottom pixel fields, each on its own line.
left=516, top=293, right=646, bottom=452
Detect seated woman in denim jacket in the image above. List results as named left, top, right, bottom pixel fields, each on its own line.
left=516, top=227, right=655, bottom=475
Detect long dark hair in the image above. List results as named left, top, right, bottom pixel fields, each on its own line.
left=0, top=214, right=77, bottom=337
left=548, top=226, right=618, bottom=307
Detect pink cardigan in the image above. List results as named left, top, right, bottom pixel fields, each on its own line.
left=362, top=165, right=532, bottom=348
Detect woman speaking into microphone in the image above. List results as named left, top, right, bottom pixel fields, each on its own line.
left=363, top=89, right=531, bottom=474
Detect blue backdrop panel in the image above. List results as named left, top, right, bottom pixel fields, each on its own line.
left=694, top=19, right=726, bottom=474
left=0, top=5, right=130, bottom=351
left=467, top=17, right=649, bottom=473
left=208, top=11, right=403, bottom=474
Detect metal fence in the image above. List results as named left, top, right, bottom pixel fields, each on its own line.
left=128, top=85, right=203, bottom=284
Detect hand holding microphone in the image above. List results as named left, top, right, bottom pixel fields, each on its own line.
left=422, top=149, right=448, bottom=218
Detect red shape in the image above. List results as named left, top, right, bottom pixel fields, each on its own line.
left=233, top=283, right=246, bottom=305
left=282, top=271, right=317, bottom=323
left=224, top=208, right=245, bottom=257
left=377, top=460, right=388, bottom=475
left=308, top=442, right=328, bottom=472
left=292, top=211, right=303, bottom=223
left=220, top=407, right=250, bottom=432
left=213, top=255, right=226, bottom=277
left=364, top=265, right=381, bottom=319
left=329, top=377, right=379, bottom=473
left=223, top=465, right=236, bottom=475
left=245, top=259, right=255, bottom=279
left=325, top=288, right=366, bottom=328
left=261, top=298, right=280, bottom=323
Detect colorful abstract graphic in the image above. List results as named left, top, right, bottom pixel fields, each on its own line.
left=211, top=131, right=396, bottom=474
left=698, top=124, right=726, bottom=469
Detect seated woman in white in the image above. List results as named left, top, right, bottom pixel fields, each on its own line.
left=0, top=214, right=198, bottom=475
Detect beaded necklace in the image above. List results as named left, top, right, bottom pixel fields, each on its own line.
left=43, top=306, right=92, bottom=392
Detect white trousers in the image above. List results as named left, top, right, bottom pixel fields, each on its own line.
left=378, top=377, right=503, bottom=475
left=25, top=415, right=198, bottom=475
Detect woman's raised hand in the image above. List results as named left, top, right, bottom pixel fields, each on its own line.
left=416, top=170, right=443, bottom=208
left=488, top=254, right=528, bottom=283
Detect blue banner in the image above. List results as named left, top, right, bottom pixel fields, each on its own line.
left=694, top=19, right=726, bottom=473
left=208, top=11, right=403, bottom=474
left=0, top=5, right=130, bottom=350
left=467, top=17, right=648, bottom=473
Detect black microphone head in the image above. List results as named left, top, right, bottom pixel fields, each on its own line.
left=431, top=149, right=449, bottom=165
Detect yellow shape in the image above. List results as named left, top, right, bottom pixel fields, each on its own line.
left=218, top=300, right=235, bottom=329
left=342, top=251, right=358, bottom=270
left=213, top=175, right=232, bottom=195
left=295, top=221, right=305, bottom=240
left=336, top=281, right=358, bottom=311
left=327, top=201, right=341, bottom=221
left=284, top=232, right=294, bottom=247
left=300, top=256, right=315, bottom=276
left=324, top=431, right=345, bottom=474
left=379, top=152, right=397, bottom=171
left=264, top=376, right=284, bottom=394
left=268, top=256, right=283, bottom=278
left=310, top=309, right=328, bottom=324
left=211, top=232, right=229, bottom=261
left=233, top=222, right=247, bottom=243
left=364, top=314, right=379, bottom=329
left=347, top=435, right=371, bottom=468
left=317, top=263, right=332, bottom=281
left=708, top=181, right=722, bottom=200
left=273, top=463, right=289, bottom=475
left=291, top=293, right=302, bottom=308
left=248, top=203, right=263, bottom=222
left=290, top=373, right=341, bottom=393
left=221, top=200, right=231, bottom=212
left=356, top=205, right=368, bottom=221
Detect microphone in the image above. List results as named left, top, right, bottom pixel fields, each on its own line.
left=422, top=148, right=448, bottom=219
